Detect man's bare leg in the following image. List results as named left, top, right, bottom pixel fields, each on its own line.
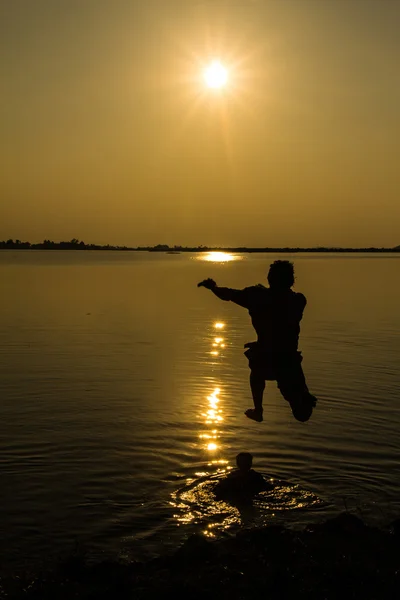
left=276, top=356, right=317, bottom=422
left=245, top=371, right=265, bottom=422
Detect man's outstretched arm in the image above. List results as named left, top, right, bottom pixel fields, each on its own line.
left=198, top=279, right=249, bottom=307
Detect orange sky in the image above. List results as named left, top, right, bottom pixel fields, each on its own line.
left=1, top=0, right=399, bottom=247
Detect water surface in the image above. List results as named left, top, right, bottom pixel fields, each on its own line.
left=1, top=251, right=399, bottom=567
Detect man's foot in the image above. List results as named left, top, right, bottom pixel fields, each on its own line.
left=245, top=408, right=263, bottom=422
left=290, top=394, right=317, bottom=423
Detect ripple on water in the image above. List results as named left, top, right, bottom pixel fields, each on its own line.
left=170, top=473, right=325, bottom=539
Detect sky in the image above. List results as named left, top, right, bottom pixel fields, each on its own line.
left=1, top=0, right=399, bottom=247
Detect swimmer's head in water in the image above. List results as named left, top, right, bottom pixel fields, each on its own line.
left=236, top=452, right=253, bottom=471
left=267, top=260, right=295, bottom=290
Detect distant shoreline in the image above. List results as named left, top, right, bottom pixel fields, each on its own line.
left=1, top=240, right=399, bottom=253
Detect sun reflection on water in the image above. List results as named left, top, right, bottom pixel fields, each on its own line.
left=201, top=386, right=224, bottom=437
left=198, top=322, right=231, bottom=455
left=198, top=251, right=242, bottom=262
left=170, top=319, right=234, bottom=532
left=170, top=478, right=324, bottom=536
left=210, top=333, right=226, bottom=356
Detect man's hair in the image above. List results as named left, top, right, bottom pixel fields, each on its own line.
left=267, top=260, right=295, bottom=289
left=236, top=452, right=253, bottom=470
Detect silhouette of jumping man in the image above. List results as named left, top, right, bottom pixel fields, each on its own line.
left=198, top=260, right=317, bottom=422
left=214, top=452, right=273, bottom=503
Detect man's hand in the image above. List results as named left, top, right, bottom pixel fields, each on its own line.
left=197, top=278, right=217, bottom=290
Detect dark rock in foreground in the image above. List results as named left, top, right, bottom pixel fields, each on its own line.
left=1, top=513, right=400, bottom=599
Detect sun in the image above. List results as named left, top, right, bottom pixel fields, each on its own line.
left=203, top=60, right=228, bottom=89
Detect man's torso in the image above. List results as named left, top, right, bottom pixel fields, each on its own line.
left=241, top=285, right=306, bottom=353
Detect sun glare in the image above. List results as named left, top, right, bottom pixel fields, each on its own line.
left=201, top=251, right=240, bottom=262
left=203, top=60, right=228, bottom=89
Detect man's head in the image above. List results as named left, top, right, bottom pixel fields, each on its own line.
left=267, top=260, right=295, bottom=290
left=236, top=452, right=253, bottom=472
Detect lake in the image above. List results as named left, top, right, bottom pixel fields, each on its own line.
left=1, top=250, right=399, bottom=569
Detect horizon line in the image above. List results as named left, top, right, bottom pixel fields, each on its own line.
left=0, top=239, right=399, bottom=252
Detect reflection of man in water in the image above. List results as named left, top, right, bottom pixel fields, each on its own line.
left=198, top=260, right=317, bottom=423
left=214, top=452, right=273, bottom=502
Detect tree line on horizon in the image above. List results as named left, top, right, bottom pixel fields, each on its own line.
left=0, top=238, right=131, bottom=250
left=0, top=238, right=399, bottom=252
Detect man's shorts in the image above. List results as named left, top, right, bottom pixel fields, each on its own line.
left=244, top=341, right=304, bottom=381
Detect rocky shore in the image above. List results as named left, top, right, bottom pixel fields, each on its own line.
left=1, top=513, right=400, bottom=599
